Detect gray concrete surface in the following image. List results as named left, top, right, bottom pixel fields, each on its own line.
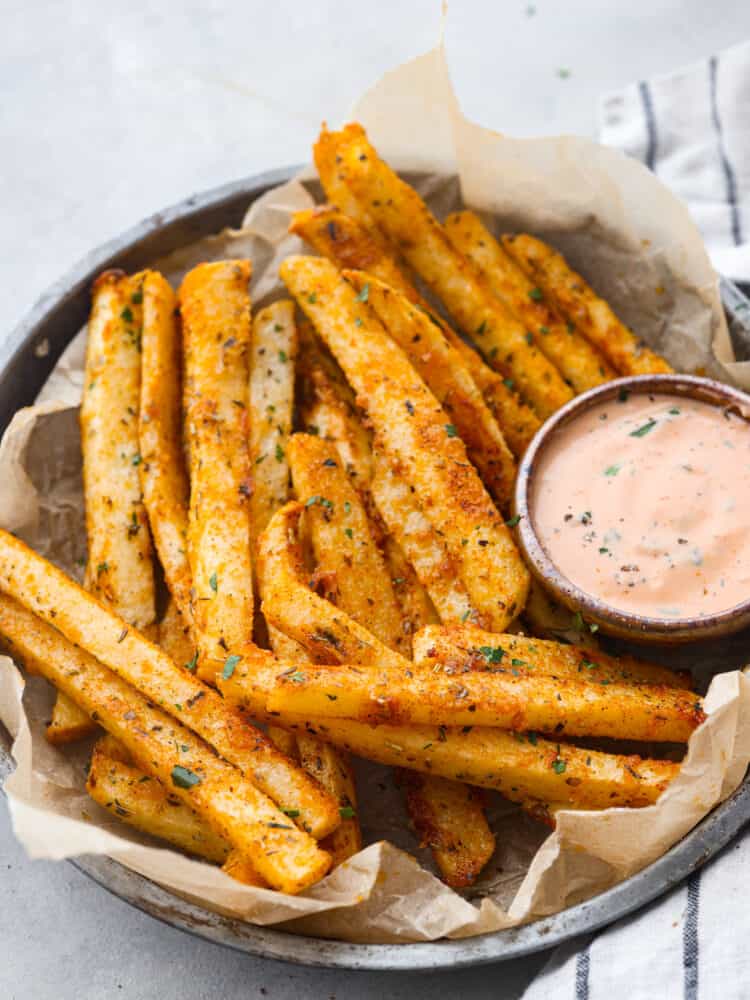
left=2, top=1, right=750, bottom=996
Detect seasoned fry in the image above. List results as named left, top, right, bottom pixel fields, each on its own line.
left=281, top=256, right=529, bottom=631
left=46, top=692, right=98, bottom=745
left=502, top=234, right=674, bottom=376
left=0, top=594, right=329, bottom=893
left=179, top=261, right=254, bottom=679
left=288, top=433, right=406, bottom=653
left=396, top=770, right=494, bottom=888
left=371, top=451, right=474, bottom=624
left=328, top=125, right=573, bottom=417
left=292, top=205, right=539, bottom=458
left=248, top=300, right=298, bottom=551
left=0, top=528, right=340, bottom=840
left=297, top=735, right=362, bottom=867
left=344, top=271, right=516, bottom=508
left=158, top=597, right=196, bottom=669
left=81, top=268, right=156, bottom=628
left=412, top=624, right=693, bottom=689
left=87, top=742, right=232, bottom=865
left=218, top=667, right=678, bottom=810
left=257, top=502, right=405, bottom=668
left=267, top=660, right=704, bottom=742
left=221, top=850, right=268, bottom=887
left=313, top=124, right=389, bottom=243
left=445, top=212, right=615, bottom=392
left=139, top=270, right=193, bottom=628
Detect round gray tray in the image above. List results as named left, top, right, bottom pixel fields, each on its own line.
left=2, top=169, right=750, bottom=971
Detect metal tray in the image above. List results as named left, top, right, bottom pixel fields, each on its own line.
left=2, top=169, right=750, bottom=971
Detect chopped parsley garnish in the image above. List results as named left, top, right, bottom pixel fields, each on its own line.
left=630, top=418, right=657, bottom=438
left=307, top=292, right=317, bottom=304
left=668, top=406, right=681, bottom=415
left=96, top=562, right=109, bottom=575
left=289, top=671, right=306, bottom=683
left=278, top=349, right=288, bottom=363
left=445, top=424, right=458, bottom=437
left=552, top=757, right=567, bottom=773
left=528, top=288, right=543, bottom=301
left=505, top=514, right=521, bottom=528
left=525, top=332, right=534, bottom=345
left=275, top=443, right=285, bottom=462
left=282, top=808, right=300, bottom=818
left=222, top=654, right=241, bottom=680
left=131, top=454, right=142, bottom=466
left=604, top=464, right=620, bottom=477
left=339, top=806, right=356, bottom=819
left=171, top=766, right=201, bottom=789
left=184, top=652, right=199, bottom=673
left=476, top=320, right=487, bottom=335
left=503, top=378, right=515, bottom=390
left=344, top=527, right=353, bottom=539
left=356, top=283, right=370, bottom=303
left=120, top=306, right=134, bottom=323
left=209, top=572, right=218, bottom=592
left=477, top=645, right=505, bottom=664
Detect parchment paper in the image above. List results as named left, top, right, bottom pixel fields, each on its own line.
left=2, top=43, right=750, bottom=943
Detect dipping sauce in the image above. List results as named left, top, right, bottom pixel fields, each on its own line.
left=532, top=391, right=750, bottom=619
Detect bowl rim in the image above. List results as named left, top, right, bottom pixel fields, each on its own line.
left=513, top=373, right=750, bottom=643
left=2, top=169, right=750, bottom=969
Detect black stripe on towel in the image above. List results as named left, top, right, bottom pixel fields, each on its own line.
left=575, top=941, right=591, bottom=1000
left=709, top=55, right=743, bottom=246
left=683, top=870, right=702, bottom=1000
left=638, top=81, right=658, bottom=171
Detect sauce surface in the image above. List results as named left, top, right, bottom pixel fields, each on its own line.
left=532, top=391, right=750, bottom=619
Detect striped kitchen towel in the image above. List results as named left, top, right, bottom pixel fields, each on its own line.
left=522, top=43, right=750, bottom=1000
left=599, top=38, right=750, bottom=283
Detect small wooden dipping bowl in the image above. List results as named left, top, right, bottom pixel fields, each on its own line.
left=513, top=373, right=750, bottom=644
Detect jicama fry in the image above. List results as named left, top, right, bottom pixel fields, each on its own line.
left=139, top=270, right=193, bottom=628
left=248, top=300, right=298, bottom=552
left=396, top=770, right=494, bottom=888
left=81, top=269, right=155, bottom=628
left=218, top=663, right=678, bottom=810
left=0, top=528, right=340, bottom=840
left=344, top=270, right=516, bottom=509
left=292, top=204, right=540, bottom=459
left=87, top=741, right=232, bottom=865
left=328, top=124, right=573, bottom=417
left=257, top=502, right=405, bottom=668
left=267, top=660, right=704, bottom=742
left=412, top=624, right=693, bottom=689
left=288, top=433, right=406, bottom=653
left=313, top=124, right=389, bottom=244
left=46, top=692, right=98, bottom=745
left=502, top=234, right=673, bottom=376
left=370, top=450, right=474, bottom=625
left=296, top=735, right=362, bottom=867
left=0, top=594, right=329, bottom=893
left=179, top=261, right=254, bottom=679
left=444, top=212, right=615, bottom=392
left=158, top=596, right=196, bottom=670
left=281, top=256, right=529, bottom=631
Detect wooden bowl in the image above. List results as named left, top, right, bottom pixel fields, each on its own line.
left=513, top=373, right=750, bottom=643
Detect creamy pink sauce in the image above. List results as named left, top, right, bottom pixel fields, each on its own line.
left=532, top=391, right=750, bottom=619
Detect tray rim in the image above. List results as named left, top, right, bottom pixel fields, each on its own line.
left=1, top=167, right=750, bottom=972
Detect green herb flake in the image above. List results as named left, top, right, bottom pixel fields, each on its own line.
left=354, top=317, right=363, bottom=327
left=278, top=349, right=288, bottom=363
left=630, top=418, right=657, bottom=438
left=289, top=671, right=306, bottom=684
left=604, top=464, right=620, bottom=477
left=275, top=443, right=285, bottom=462
left=120, top=306, right=134, bottom=323
left=356, top=283, right=370, bottom=303
left=669, top=406, right=681, bottom=415
left=307, top=292, right=317, bottom=304
left=528, top=287, right=543, bottom=301
left=476, top=320, right=487, bottom=335
left=478, top=645, right=505, bottom=664
left=502, top=378, right=515, bottom=390
left=209, top=572, right=218, bottom=592
left=344, top=527, right=353, bottom=539
left=184, top=652, right=198, bottom=673
left=282, top=808, right=300, bottom=818
left=552, top=757, right=567, bottom=773
left=527, top=732, right=538, bottom=746
left=171, top=765, right=201, bottom=789
left=525, top=331, right=534, bottom=345
left=343, top=500, right=351, bottom=514
left=539, top=325, right=550, bottom=334
left=131, top=453, right=142, bottom=466
left=96, top=561, right=109, bottom=575
left=222, top=654, right=241, bottom=680
left=618, top=388, right=629, bottom=403
left=131, top=288, right=143, bottom=305
left=339, top=805, right=356, bottom=819
left=445, top=424, right=458, bottom=438
left=505, top=514, right=521, bottom=528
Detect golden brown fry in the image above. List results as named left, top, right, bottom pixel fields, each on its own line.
left=445, top=212, right=615, bottom=392
left=87, top=741, right=232, bottom=864
left=297, top=735, right=362, bottom=867
left=397, top=770, right=494, bottom=888
left=502, top=234, right=674, bottom=376
left=139, top=270, right=193, bottom=628
left=81, top=269, right=156, bottom=627
left=328, top=125, right=572, bottom=417
left=248, top=300, right=298, bottom=551
left=281, top=256, right=529, bottom=631
left=267, top=659, right=704, bottom=742
left=158, top=597, right=196, bottom=670
left=46, top=692, right=98, bottom=745
left=291, top=205, right=539, bottom=459
left=0, top=528, right=340, bottom=840
left=218, top=664, right=678, bottom=810
left=370, top=451, right=474, bottom=624
left=0, top=594, right=329, bottom=893
left=288, top=433, right=406, bottom=653
left=179, top=261, right=254, bottom=679
left=412, top=624, right=693, bottom=689
left=257, top=502, right=405, bottom=668
left=221, top=850, right=269, bottom=887
left=344, top=270, right=516, bottom=509
left=313, top=124, right=389, bottom=243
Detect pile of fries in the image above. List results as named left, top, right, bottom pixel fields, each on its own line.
left=0, top=123, right=704, bottom=896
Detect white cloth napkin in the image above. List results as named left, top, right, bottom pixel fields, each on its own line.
left=523, top=42, right=750, bottom=1000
